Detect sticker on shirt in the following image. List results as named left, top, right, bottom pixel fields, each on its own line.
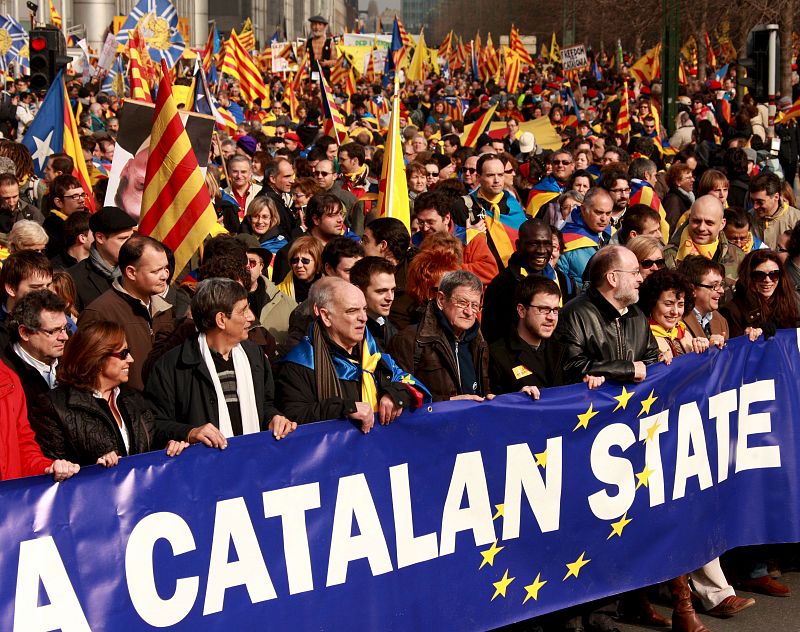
left=512, top=365, right=533, bottom=380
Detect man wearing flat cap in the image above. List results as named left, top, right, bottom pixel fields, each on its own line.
left=306, top=15, right=337, bottom=81
left=68, top=206, right=136, bottom=311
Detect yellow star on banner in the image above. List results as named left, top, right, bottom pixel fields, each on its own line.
left=636, top=464, right=654, bottom=489
left=522, top=573, right=548, bottom=604
left=607, top=512, right=632, bottom=539
left=534, top=449, right=547, bottom=468
left=563, top=552, right=591, bottom=580
left=612, top=385, right=635, bottom=411
left=491, top=569, right=515, bottom=601
left=480, top=539, right=505, bottom=569
left=638, top=389, right=658, bottom=416
left=574, top=403, right=599, bottom=431
left=643, top=420, right=661, bottom=443
left=492, top=504, right=505, bottom=520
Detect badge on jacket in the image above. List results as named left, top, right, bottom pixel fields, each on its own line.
left=512, top=365, right=533, bottom=380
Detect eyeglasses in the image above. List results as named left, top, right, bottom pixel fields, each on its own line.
left=695, top=282, right=724, bottom=292
left=504, top=169, right=515, bottom=175
left=107, top=348, right=131, bottom=360
left=246, top=259, right=262, bottom=268
left=527, top=305, right=560, bottom=315
left=63, top=192, right=87, bottom=201
left=37, top=325, right=68, bottom=336
left=426, top=171, right=439, bottom=177
left=751, top=269, right=781, bottom=282
left=612, top=269, right=643, bottom=278
left=640, top=258, right=665, bottom=269
left=448, top=297, right=482, bottom=313
left=462, top=167, right=477, bottom=174
left=290, top=256, right=312, bottom=265
left=610, top=187, right=632, bottom=194
left=552, top=159, right=573, bottom=166
left=313, top=170, right=332, bottom=177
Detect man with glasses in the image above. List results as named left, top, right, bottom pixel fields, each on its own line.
left=489, top=276, right=568, bottom=397
left=389, top=270, right=492, bottom=402
left=557, top=245, right=659, bottom=385
left=678, top=256, right=730, bottom=343
left=526, top=149, right=574, bottom=220
left=748, top=171, right=800, bottom=250
left=43, top=175, right=87, bottom=258
left=599, top=167, right=632, bottom=228
left=460, top=154, right=479, bottom=192
left=3, top=290, right=67, bottom=402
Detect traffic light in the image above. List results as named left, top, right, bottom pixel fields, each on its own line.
left=29, top=26, right=70, bottom=92
left=737, top=24, right=780, bottom=102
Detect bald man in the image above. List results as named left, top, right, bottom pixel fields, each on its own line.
left=664, top=194, right=745, bottom=283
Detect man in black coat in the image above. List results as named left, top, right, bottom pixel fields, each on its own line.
left=489, top=276, right=567, bottom=396
left=556, top=245, right=659, bottom=384
left=146, top=278, right=296, bottom=447
left=482, top=219, right=574, bottom=344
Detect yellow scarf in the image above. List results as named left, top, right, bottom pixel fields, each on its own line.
left=675, top=225, right=718, bottom=261
left=343, top=163, right=369, bottom=183
left=477, top=190, right=515, bottom=267
left=740, top=232, right=755, bottom=254
left=650, top=320, right=686, bottom=340
left=50, top=210, right=68, bottom=221
left=520, top=267, right=563, bottom=307
left=356, top=343, right=383, bottom=412
left=276, top=271, right=295, bottom=300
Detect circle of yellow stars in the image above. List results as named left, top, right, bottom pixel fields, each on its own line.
left=479, top=385, right=660, bottom=605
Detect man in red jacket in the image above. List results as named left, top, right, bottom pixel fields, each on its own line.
left=0, top=359, right=78, bottom=481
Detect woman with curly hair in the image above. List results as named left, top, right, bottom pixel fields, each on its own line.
left=719, top=250, right=800, bottom=339
left=638, top=269, right=715, bottom=364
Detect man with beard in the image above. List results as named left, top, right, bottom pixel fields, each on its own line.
left=556, top=245, right=659, bottom=385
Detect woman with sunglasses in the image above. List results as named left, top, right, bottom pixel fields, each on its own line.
left=276, top=234, right=322, bottom=303
left=241, top=196, right=291, bottom=276
left=626, top=235, right=666, bottom=281
left=719, top=250, right=800, bottom=339
left=31, top=321, right=188, bottom=468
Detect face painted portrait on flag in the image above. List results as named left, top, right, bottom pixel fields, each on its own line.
left=105, top=100, right=215, bottom=221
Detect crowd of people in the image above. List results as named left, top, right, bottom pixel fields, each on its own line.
left=0, top=14, right=799, bottom=631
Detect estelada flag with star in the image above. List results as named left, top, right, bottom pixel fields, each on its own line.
left=22, top=71, right=95, bottom=211
left=139, top=60, right=218, bottom=277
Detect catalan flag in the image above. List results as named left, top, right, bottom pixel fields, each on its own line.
left=776, top=97, right=800, bottom=124
left=376, top=79, right=410, bottom=230
left=461, top=102, right=497, bottom=148
left=525, top=174, right=562, bottom=216
left=439, top=30, right=454, bottom=62
left=629, top=43, right=661, bottom=84
left=140, top=60, right=219, bottom=278
left=202, top=22, right=220, bottom=74
left=222, top=30, right=270, bottom=106
left=704, top=32, right=716, bottom=68
left=504, top=48, right=522, bottom=94
left=49, top=0, right=62, bottom=28
left=616, top=81, right=631, bottom=137
left=365, top=48, right=376, bottom=83
left=482, top=33, right=500, bottom=83
left=239, top=18, right=255, bottom=52
left=509, top=25, right=533, bottom=66
left=629, top=179, right=670, bottom=241
left=192, top=60, right=233, bottom=133
left=383, top=16, right=405, bottom=86
left=128, top=29, right=153, bottom=103
left=319, top=65, right=348, bottom=144
left=22, top=71, right=95, bottom=211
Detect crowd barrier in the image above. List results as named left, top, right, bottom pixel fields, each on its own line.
left=2, top=330, right=800, bottom=631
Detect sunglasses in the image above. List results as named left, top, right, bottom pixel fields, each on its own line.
left=107, top=348, right=131, bottom=360
left=751, top=269, right=781, bottom=282
left=504, top=169, right=515, bottom=175
left=552, top=159, right=573, bottom=166
left=462, top=167, right=477, bottom=174
left=426, top=171, right=439, bottom=177
left=640, top=258, right=665, bottom=269
left=291, top=256, right=312, bottom=265
left=313, top=170, right=332, bottom=177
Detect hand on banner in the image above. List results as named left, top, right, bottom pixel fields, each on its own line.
left=97, top=451, right=120, bottom=468
left=187, top=423, right=228, bottom=450
left=583, top=375, right=605, bottom=390
left=450, top=394, right=493, bottom=402
left=45, top=459, right=80, bottom=481
left=633, top=361, right=647, bottom=382
left=268, top=415, right=297, bottom=440
left=350, top=401, right=375, bottom=434
left=745, top=326, right=763, bottom=342
left=165, top=440, right=190, bottom=456
left=659, top=348, right=674, bottom=365
left=692, top=337, right=711, bottom=354
left=708, top=334, right=726, bottom=349
left=520, top=385, right=541, bottom=399
left=378, top=394, right=403, bottom=425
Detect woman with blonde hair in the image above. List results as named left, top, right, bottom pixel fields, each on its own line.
left=7, top=219, right=48, bottom=254
left=276, top=234, right=322, bottom=302
left=627, top=235, right=666, bottom=281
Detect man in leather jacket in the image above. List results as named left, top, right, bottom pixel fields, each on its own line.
left=556, top=245, right=659, bottom=384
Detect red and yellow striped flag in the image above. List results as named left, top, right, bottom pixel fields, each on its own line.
left=319, top=68, right=349, bottom=144
left=219, top=32, right=239, bottom=79
left=60, top=77, right=95, bottom=211
left=139, top=60, right=219, bottom=277
left=438, top=30, right=453, bottom=61
left=224, top=30, right=270, bottom=106
left=704, top=32, right=716, bottom=68
left=509, top=25, right=533, bottom=66
left=616, top=81, right=631, bottom=137
left=127, top=28, right=154, bottom=102
left=202, top=24, right=216, bottom=74
left=504, top=48, right=522, bottom=94
left=239, top=18, right=255, bottom=52
left=461, top=102, right=497, bottom=147
left=365, top=49, right=376, bottom=83
left=49, top=0, right=62, bottom=28
left=776, top=97, right=800, bottom=124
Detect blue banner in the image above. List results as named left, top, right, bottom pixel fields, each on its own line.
left=2, top=331, right=800, bottom=631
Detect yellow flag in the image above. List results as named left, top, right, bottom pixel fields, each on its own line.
left=406, top=29, right=427, bottom=82
left=550, top=32, right=560, bottom=63
left=376, top=80, right=410, bottom=230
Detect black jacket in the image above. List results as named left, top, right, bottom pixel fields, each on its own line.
left=146, top=335, right=282, bottom=439
left=259, top=187, right=297, bottom=237
left=30, top=385, right=165, bottom=466
left=481, top=252, right=575, bottom=344
left=556, top=286, right=660, bottom=383
left=488, top=332, right=566, bottom=394
left=67, top=256, right=115, bottom=311
left=1, top=344, right=51, bottom=405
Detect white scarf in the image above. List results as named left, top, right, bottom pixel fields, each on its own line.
left=198, top=333, right=260, bottom=437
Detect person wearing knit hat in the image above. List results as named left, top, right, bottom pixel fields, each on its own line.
left=236, top=135, right=257, bottom=157
left=283, top=132, right=304, bottom=153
